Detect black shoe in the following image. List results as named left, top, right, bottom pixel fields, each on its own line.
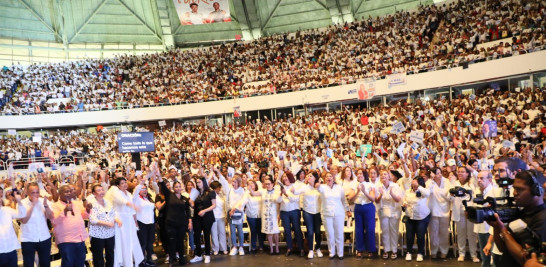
left=338, top=256, right=344, bottom=260
left=329, top=256, right=335, bottom=260
left=285, top=250, right=291, bottom=257
left=178, top=258, right=187, bottom=265
left=146, top=260, right=156, bottom=267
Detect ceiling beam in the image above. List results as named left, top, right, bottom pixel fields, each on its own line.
left=312, top=0, right=330, bottom=11
left=69, top=0, right=107, bottom=43
left=353, top=0, right=365, bottom=17
left=16, top=0, right=62, bottom=40
left=115, top=0, right=163, bottom=42
left=260, top=0, right=282, bottom=31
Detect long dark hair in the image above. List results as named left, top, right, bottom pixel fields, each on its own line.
left=196, top=177, right=210, bottom=195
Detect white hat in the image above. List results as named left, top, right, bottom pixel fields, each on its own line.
left=447, top=159, right=456, bottom=167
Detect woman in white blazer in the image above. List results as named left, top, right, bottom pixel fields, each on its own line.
left=376, top=169, right=403, bottom=260
left=316, top=172, right=351, bottom=259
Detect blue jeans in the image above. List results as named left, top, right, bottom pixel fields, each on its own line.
left=280, top=209, right=304, bottom=250
left=478, top=233, right=491, bottom=267
left=229, top=214, right=244, bottom=247
left=405, top=214, right=431, bottom=255
left=188, top=229, right=195, bottom=250
left=0, top=250, right=17, bottom=267
left=21, top=238, right=51, bottom=267
left=247, top=217, right=264, bottom=250
left=302, top=211, right=322, bottom=250
left=58, top=242, right=86, bottom=267
left=355, top=203, right=377, bottom=253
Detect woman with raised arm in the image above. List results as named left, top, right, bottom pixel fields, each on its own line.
left=246, top=175, right=282, bottom=255
left=188, top=177, right=216, bottom=264
left=133, top=179, right=156, bottom=266
left=376, top=169, right=403, bottom=260
left=290, top=171, right=323, bottom=259
left=0, top=181, right=26, bottom=267
left=316, top=172, right=351, bottom=260
left=278, top=171, right=304, bottom=257
left=105, top=177, right=144, bottom=267
left=157, top=174, right=192, bottom=267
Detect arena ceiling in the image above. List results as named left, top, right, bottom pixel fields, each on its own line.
left=0, top=0, right=431, bottom=48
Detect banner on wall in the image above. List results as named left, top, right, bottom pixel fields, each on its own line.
left=173, top=0, right=231, bottom=25
left=355, top=78, right=376, bottom=100
left=233, top=106, right=242, bottom=118
left=387, top=73, right=407, bottom=88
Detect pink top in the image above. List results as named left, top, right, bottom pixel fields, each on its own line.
left=51, top=200, right=89, bottom=244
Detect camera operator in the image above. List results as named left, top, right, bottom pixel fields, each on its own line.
left=487, top=170, right=546, bottom=267
left=473, top=171, right=498, bottom=267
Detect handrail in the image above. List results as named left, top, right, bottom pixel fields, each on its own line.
left=6, top=157, right=54, bottom=170
left=0, top=44, right=543, bottom=117
left=0, top=159, right=5, bottom=170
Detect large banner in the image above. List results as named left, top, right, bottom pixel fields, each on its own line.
left=387, top=73, right=407, bottom=88
left=356, top=78, right=376, bottom=100
left=173, top=0, right=231, bottom=25
left=117, top=132, right=155, bottom=153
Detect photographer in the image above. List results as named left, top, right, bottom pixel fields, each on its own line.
left=473, top=171, right=497, bottom=267
left=488, top=170, right=546, bottom=267
left=0, top=182, right=26, bottom=267
left=402, top=176, right=430, bottom=262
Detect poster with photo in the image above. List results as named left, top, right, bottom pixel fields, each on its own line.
left=173, top=0, right=231, bottom=25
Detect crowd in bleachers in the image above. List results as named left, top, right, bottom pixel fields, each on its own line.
left=1, top=85, right=546, bottom=266
left=0, top=0, right=544, bottom=115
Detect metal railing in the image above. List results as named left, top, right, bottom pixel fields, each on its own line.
left=4, top=156, right=76, bottom=171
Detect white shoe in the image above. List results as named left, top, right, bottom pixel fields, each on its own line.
left=213, top=251, right=218, bottom=256
left=315, top=249, right=323, bottom=258
left=458, top=255, right=465, bottom=262
left=229, top=247, right=238, bottom=256
left=164, top=255, right=170, bottom=263
left=416, top=254, right=423, bottom=262
left=151, top=254, right=157, bottom=261
left=238, top=247, right=245, bottom=256
left=405, top=253, right=412, bottom=261
left=308, top=251, right=314, bottom=259
left=472, top=257, right=480, bottom=263
left=204, top=256, right=210, bottom=263
left=190, top=256, right=203, bottom=263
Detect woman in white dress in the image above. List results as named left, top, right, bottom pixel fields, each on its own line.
left=105, top=178, right=144, bottom=267
left=248, top=175, right=281, bottom=255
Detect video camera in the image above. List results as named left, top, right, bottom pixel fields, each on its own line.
left=528, top=242, right=546, bottom=264
left=465, top=194, right=520, bottom=224
left=465, top=177, right=519, bottom=224
left=449, top=186, right=472, bottom=198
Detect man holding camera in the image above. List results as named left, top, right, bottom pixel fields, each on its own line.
left=487, top=170, right=546, bottom=267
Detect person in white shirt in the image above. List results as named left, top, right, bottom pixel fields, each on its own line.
left=403, top=176, right=431, bottom=262
left=427, top=167, right=452, bottom=259
left=316, top=172, right=351, bottom=259
left=290, top=171, right=323, bottom=259
left=0, top=186, right=25, bottom=267
left=233, top=180, right=263, bottom=254
left=376, top=169, right=403, bottom=260
left=209, top=181, right=228, bottom=255
left=89, top=184, right=120, bottom=267
left=133, top=181, right=156, bottom=266
left=351, top=168, right=377, bottom=258
left=19, top=183, right=53, bottom=267
left=473, top=171, right=496, bottom=267
left=221, top=173, right=246, bottom=256
left=451, top=166, right=480, bottom=263
left=279, top=171, right=304, bottom=257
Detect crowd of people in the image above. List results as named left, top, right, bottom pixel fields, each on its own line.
left=0, top=84, right=545, bottom=267
left=0, top=0, right=544, bottom=115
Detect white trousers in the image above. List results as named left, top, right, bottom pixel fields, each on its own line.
left=211, top=218, right=227, bottom=252
left=429, top=216, right=450, bottom=255
left=322, top=215, right=345, bottom=257
left=455, top=217, right=478, bottom=258
left=379, top=216, right=400, bottom=253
